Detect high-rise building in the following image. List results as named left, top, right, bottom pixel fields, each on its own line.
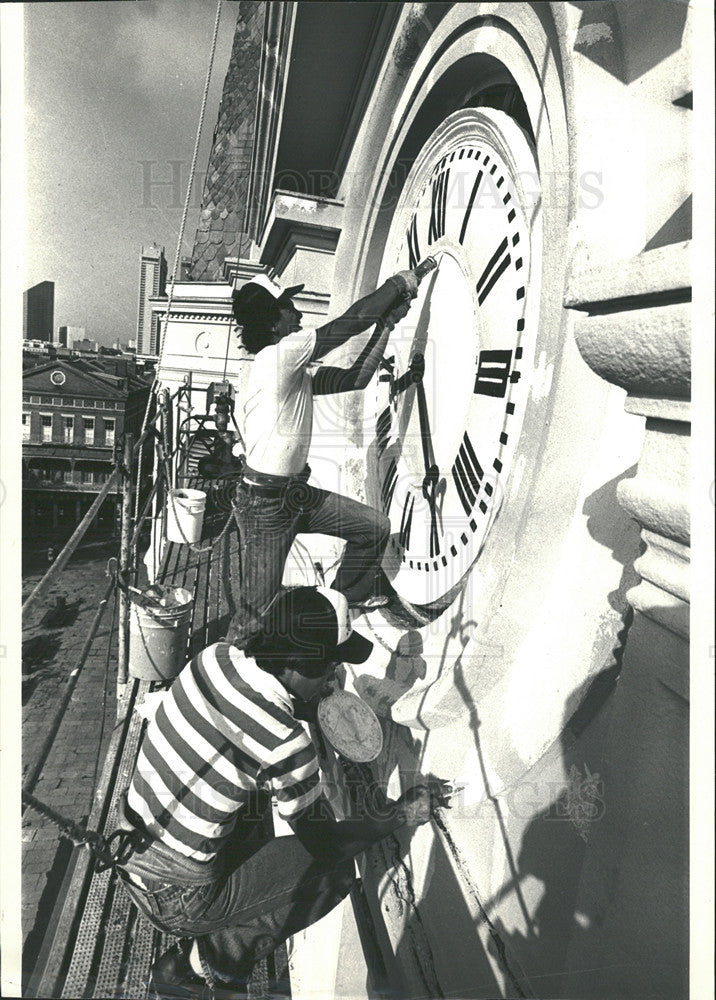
left=23, top=281, right=55, bottom=341
left=136, top=244, right=167, bottom=356
left=58, top=325, right=85, bottom=348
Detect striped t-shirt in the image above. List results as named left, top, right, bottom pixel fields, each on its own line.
left=127, top=643, right=322, bottom=861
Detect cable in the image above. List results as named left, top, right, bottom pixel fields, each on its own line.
left=134, top=0, right=224, bottom=524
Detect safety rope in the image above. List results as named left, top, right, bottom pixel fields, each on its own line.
left=21, top=790, right=133, bottom=872
left=134, top=0, right=224, bottom=527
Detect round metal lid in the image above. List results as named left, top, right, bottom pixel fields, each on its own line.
left=317, top=690, right=383, bottom=762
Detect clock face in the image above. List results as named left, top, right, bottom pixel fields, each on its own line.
left=372, top=108, right=542, bottom=611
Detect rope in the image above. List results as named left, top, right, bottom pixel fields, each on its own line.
left=21, top=790, right=132, bottom=872
left=134, top=0, right=224, bottom=524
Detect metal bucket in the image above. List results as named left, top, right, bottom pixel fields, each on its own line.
left=129, top=587, right=193, bottom=682
left=166, top=488, right=206, bottom=544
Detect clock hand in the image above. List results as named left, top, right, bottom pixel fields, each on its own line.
left=415, top=378, right=448, bottom=557
left=390, top=351, right=425, bottom=402
left=415, top=375, right=436, bottom=473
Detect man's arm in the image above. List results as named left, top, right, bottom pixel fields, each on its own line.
left=287, top=784, right=439, bottom=864
left=311, top=272, right=418, bottom=362
left=312, top=297, right=413, bottom=395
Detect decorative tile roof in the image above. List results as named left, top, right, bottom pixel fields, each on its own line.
left=190, top=1, right=265, bottom=280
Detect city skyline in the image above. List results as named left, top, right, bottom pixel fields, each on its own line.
left=23, top=1, right=236, bottom=346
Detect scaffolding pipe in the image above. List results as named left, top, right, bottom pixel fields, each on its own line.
left=117, top=434, right=134, bottom=687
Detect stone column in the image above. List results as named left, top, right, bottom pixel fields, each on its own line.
left=563, top=242, right=690, bottom=1000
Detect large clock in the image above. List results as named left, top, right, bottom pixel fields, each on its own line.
left=372, top=108, right=542, bottom=614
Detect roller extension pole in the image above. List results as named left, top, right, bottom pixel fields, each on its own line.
left=117, top=434, right=134, bottom=688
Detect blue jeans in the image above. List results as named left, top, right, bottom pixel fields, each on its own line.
left=223, top=470, right=390, bottom=646
left=117, top=805, right=355, bottom=986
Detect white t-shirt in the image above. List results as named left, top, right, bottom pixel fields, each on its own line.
left=238, top=328, right=317, bottom=476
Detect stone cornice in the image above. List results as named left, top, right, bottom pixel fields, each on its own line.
left=153, top=311, right=233, bottom=324
left=565, top=241, right=690, bottom=312
left=567, top=241, right=692, bottom=639
left=573, top=302, right=690, bottom=400
left=569, top=242, right=691, bottom=401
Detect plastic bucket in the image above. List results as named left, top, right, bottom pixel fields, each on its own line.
left=166, top=488, right=206, bottom=544
left=129, top=588, right=193, bottom=682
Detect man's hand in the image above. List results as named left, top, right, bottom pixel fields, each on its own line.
left=391, top=270, right=420, bottom=300
left=397, top=779, right=453, bottom=828
left=384, top=297, right=413, bottom=328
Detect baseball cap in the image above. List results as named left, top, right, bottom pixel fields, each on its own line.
left=253, top=586, right=373, bottom=671
left=232, top=273, right=305, bottom=325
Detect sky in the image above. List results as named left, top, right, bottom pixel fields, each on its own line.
left=23, top=0, right=238, bottom=346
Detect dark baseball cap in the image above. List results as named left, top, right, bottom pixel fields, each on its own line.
left=253, top=586, right=373, bottom=672
left=232, top=274, right=304, bottom=325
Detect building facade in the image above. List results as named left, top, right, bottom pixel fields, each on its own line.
left=156, top=4, right=697, bottom=998
left=57, top=325, right=85, bottom=348
left=136, top=244, right=167, bottom=356
left=23, top=281, right=55, bottom=342
left=22, top=358, right=151, bottom=531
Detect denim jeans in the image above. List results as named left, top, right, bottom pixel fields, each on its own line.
left=117, top=808, right=355, bottom=986
left=223, top=471, right=390, bottom=647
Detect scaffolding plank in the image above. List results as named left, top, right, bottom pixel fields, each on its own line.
left=122, top=914, right=165, bottom=1000
left=31, top=678, right=145, bottom=997
left=92, top=870, right=133, bottom=998
left=34, top=504, right=287, bottom=1000
left=61, top=682, right=150, bottom=997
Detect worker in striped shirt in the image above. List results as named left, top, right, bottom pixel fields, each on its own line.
left=117, top=586, right=448, bottom=998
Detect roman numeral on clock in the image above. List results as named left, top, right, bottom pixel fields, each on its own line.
left=428, top=169, right=450, bottom=243
left=476, top=236, right=511, bottom=306
left=376, top=407, right=392, bottom=455
left=452, top=432, right=484, bottom=515
left=459, top=169, right=483, bottom=245
left=399, top=491, right=415, bottom=549
left=381, top=457, right=398, bottom=512
left=406, top=215, right=421, bottom=271
left=473, top=349, right=514, bottom=397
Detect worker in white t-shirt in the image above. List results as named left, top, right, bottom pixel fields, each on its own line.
left=224, top=268, right=419, bottom=647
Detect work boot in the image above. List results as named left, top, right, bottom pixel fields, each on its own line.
left=148, top=940, right=211, bottom=1000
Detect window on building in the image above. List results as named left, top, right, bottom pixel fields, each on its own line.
left=104, top=419, right=115, bottom=447
left=40, top=414, right=53, bottom=442
left=83, top=416, right=95, bottom=445
left=81, top=469, right=95, bottom=485
left=62, top=415, right=74, bottom=444
left=22, top=413, right=30, bottom=441
left=63, top=469, right=74, bottom=483
left=30, top=395, right=40, bottom=404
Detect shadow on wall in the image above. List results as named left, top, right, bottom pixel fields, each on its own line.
left=581, top=464, right=642, bottom=612
left=484, top=660, right=624, bottom=999
left=569, top=0, right=689, bottom=83
left=359, top=605, right=636, bottom=997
